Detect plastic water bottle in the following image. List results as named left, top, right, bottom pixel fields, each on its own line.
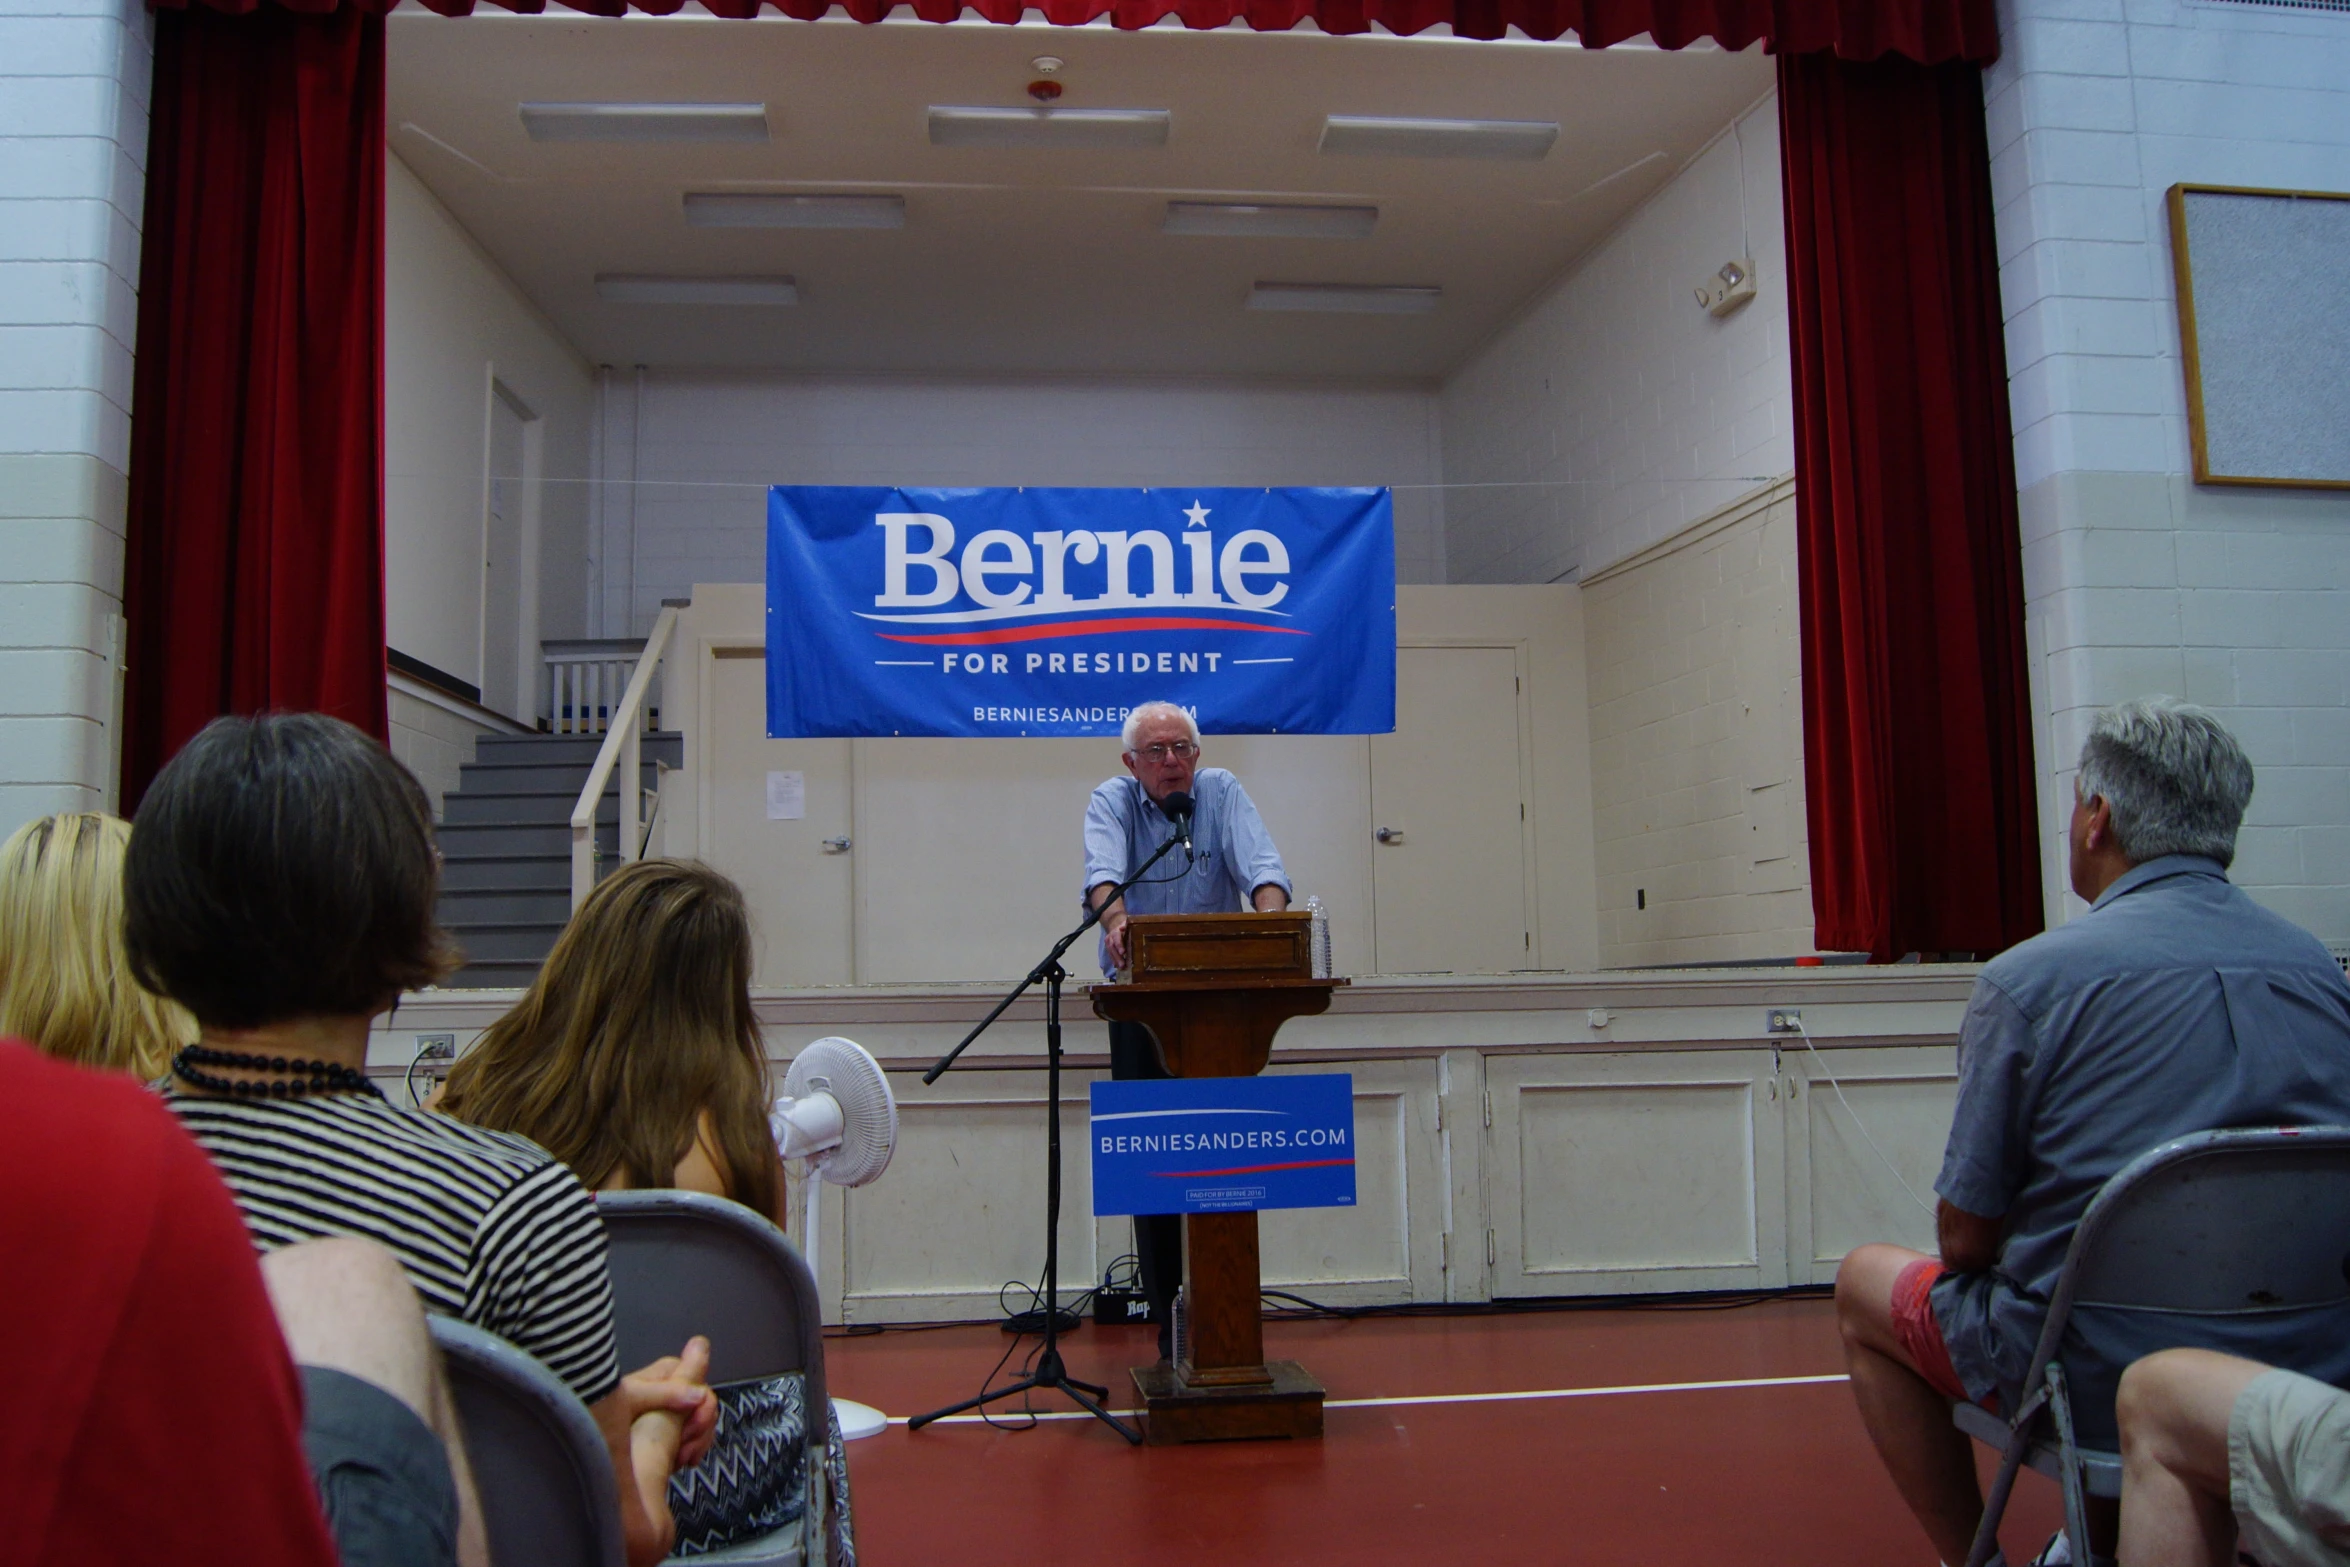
left=1304, top=895, right=1332, bottom=978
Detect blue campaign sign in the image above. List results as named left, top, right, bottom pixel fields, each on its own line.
left=1089, top=1073, right=1357, bottom=1217
left=765, top=486, right=1395, bottom=739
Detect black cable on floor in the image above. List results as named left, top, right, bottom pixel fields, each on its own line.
left=1257, top=1283, right=1833, bottom=1320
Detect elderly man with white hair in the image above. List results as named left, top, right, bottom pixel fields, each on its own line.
left=1834, top=697, right=2350, bottom=1567
left=1083, top=699, right=1292, bottom=1359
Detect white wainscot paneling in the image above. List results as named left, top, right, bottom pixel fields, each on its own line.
left=835, top=1068, right=1101, bottom=1325
left=1786, top=1045, right=1955, bottom=1282
left=1256, top=1057, right=1444, bottom=1307
left=1488, top=1050, right=1787, bottom=1295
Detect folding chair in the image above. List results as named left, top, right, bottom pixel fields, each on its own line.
left=430, top=1314, right=625, bottom=1567
left=597, top=1190, right=832, bottom=1567
left=1960, top=1125, right=2350, bottom=1567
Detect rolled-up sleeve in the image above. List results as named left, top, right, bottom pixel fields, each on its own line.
left=1936, top=976, right=2035, bottom=1219
left=1083, top=782, right=1130, bottom=895
left=1220, top=779, right=1290, bottom=899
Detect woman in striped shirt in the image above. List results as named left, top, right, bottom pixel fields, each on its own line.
left=127, top=712, right=716, bottom=1567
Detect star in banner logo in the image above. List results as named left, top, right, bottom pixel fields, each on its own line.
left=1182, top=500, right=1211, bottom=529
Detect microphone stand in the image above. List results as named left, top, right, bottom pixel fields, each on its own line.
left=906, top=820, right=1193, bottom=1444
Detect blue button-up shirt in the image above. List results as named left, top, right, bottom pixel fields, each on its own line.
left=1932, top=855, right=2350, bottom=1437
left=1082, top=767, right=1291, bottom=978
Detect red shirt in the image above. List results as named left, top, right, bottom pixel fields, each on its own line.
left=0, top=1040, right=340, bottom=1566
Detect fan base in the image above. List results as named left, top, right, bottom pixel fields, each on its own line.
left=833, top=1398, right=888, bottom=1441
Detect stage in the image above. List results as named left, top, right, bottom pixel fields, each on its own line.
left=824, top=1294, right=2064, bottom=1565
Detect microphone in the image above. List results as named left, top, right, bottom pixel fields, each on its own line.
left=1160, top=790, right=1195, bottom=853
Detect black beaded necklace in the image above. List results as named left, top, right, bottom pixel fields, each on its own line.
left=172, top=1043, right=383, bottom=1101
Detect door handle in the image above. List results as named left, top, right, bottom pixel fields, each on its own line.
left=822, top=836, right=853, bottom=853
left=1375, top=827, right=1404, bottom=844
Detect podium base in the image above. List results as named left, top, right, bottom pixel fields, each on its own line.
left=1131, top=1359, right=1325, bottom=1445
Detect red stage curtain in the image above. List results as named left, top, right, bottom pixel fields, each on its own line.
left=122, top=2, right=388, bottom=808
left=1778, top=52, right=2040, bottom=960
left=156, top=0, right=1996, bottom=61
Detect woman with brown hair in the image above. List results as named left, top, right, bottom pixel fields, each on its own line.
left=438, top=857, right=854, bottom=1563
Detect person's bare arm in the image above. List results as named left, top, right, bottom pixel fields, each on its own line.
left=590, top=1339, right=720, bottom=1567
left=1251, top=884, right=1289, bottom=913
left=1089, top=881, right=1130, bottom=968
left=1936, top=1199, right=2003, bottom=1274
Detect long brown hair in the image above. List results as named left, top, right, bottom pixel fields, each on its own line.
left=439, top=858, right=775, bottom=1214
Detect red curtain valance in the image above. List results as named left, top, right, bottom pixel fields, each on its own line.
left=150, top=0, right=1996, bottom=64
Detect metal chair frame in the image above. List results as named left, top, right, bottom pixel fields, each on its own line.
left=1960, top=1124, right=2350, bottom=1567
left=430, top=1314, right=626, bottom=1567
left=596, top=1190, right=833, bottom=1567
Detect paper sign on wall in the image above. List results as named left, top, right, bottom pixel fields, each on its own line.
left=1090, top=1073, right=1356, bottom=1217
left=765, top=771, right=805, bottom=821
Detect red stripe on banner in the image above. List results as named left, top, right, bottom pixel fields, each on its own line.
left=1151, top=1157, right=1356, bottom=1178
left=877, top=617, right=1311, bottom=646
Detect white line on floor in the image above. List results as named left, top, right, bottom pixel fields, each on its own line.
left=885, top=1371, right=1851, bottom=1426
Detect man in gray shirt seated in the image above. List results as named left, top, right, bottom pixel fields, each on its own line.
left=1084, top=699, right=1292, bottom=1358
left=1836, top=698, right=2350, bottom=1567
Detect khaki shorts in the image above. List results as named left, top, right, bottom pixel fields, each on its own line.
left=2232, top=1368, right=2350, bottom=1567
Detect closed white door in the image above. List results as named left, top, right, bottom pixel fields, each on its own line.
left=1369, top=645, right=1530, bottom=974
left=481, top=385, right=529, bottom=720
left=704, top=650, right=855, bottom=986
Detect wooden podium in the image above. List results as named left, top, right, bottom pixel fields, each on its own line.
left=1089, top=910, right=1344, bottom=1444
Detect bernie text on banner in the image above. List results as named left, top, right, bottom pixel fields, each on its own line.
left=766, top=486, right=1397, bottom=738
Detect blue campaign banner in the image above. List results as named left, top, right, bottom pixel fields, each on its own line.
left=1089, top=1073, right=1356, bottom=1217
left=765, top=486, right=1395, bottom=739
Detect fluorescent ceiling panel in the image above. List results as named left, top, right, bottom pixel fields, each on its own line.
left=927, top=106, right=1171, bottom=150
left=1164, top=202, right=1378, bottom=239
left=684, top=193, right=906, bottom=230
left=596, top=274, right=799, bottom=306
left=1318, top=116, right=1558, bottom=161
left=522, top=103, right=769, bottom=143
left=1247, top=283, right=1440, bottom=315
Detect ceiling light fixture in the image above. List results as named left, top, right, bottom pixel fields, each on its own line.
left=1318, top=116, right=1558, bottom=161
left=684, top=193, right=906, bottom=230
left=927, top=106, right=1170, bottom=150
left=1246, top=282, right=1440, bottom=315
left=521, top=103, right=769, bottom=144
left=1165, top=202, right=1378, bottom=239
left=595, top=274, right=799, bottom=306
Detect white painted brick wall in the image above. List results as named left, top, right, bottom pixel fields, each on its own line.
left=600, top=373, right=1447, bottom=636
left=0, top=0, right=147, bottom=840
left=1438, top=93, right=1792, bottom=585
left=1583, top=481, right=1811, bottom=965
left=1991, top=0, right=2350, bottom=937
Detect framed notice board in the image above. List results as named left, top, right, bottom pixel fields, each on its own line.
left=2168, top=183, right=2350, bottom=490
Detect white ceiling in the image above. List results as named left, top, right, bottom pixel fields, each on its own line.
left=386, top=11, right=1772, bottom=381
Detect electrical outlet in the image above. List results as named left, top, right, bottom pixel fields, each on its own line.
left=415, top=1032, right=456, bottom=1060
left=1766, top=1009, right=1803, bottom=1035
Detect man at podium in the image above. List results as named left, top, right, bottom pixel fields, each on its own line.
left=1083, top=700, right=1292, bottom=1358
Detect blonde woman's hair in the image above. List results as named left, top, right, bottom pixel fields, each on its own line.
left=438, top=859, right=776, bottom=1216
left=0, top=813, right=195, bottom=1077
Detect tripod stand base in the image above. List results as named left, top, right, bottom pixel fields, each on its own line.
left=1131, top=1359, right=1324, bottom=1445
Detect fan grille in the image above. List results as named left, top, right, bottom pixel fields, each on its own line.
left=784, top=1037, right=898, bottom=1187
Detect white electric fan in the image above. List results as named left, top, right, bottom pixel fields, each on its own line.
left=770, top=1036, right=899, bottom=1441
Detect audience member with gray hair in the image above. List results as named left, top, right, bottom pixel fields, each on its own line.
left=1834, top=697, right=2350, bottom=1567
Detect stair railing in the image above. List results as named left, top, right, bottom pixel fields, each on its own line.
left=570, top=604, right=679, bottom=911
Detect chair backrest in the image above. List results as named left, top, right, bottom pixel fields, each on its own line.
left=429, top=1315, right=624, bottom=1567
left=595, top=1190, right=828, bottom=1411
left=2066, top=1126, right=2350, bottom=1313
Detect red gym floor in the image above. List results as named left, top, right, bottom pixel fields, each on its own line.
left=825, top=1295, right=2064, bottom=1566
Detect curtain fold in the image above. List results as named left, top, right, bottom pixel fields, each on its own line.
left=122, top=2, right=387, bottom=809
left=1777, top=52, right=2041, bottom=960
left=151, top=0, right=1997, bottom=62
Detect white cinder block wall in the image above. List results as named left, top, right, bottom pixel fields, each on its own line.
left=1440, top=90, right=1808, bottom=962
left=1989, top=0, right=2350, bottom=939
left=1439, top=92, right=1792, bottom=585
left=0, top=0, right=149, bottom=841
left=594, top=374, right=1447, bottom=638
